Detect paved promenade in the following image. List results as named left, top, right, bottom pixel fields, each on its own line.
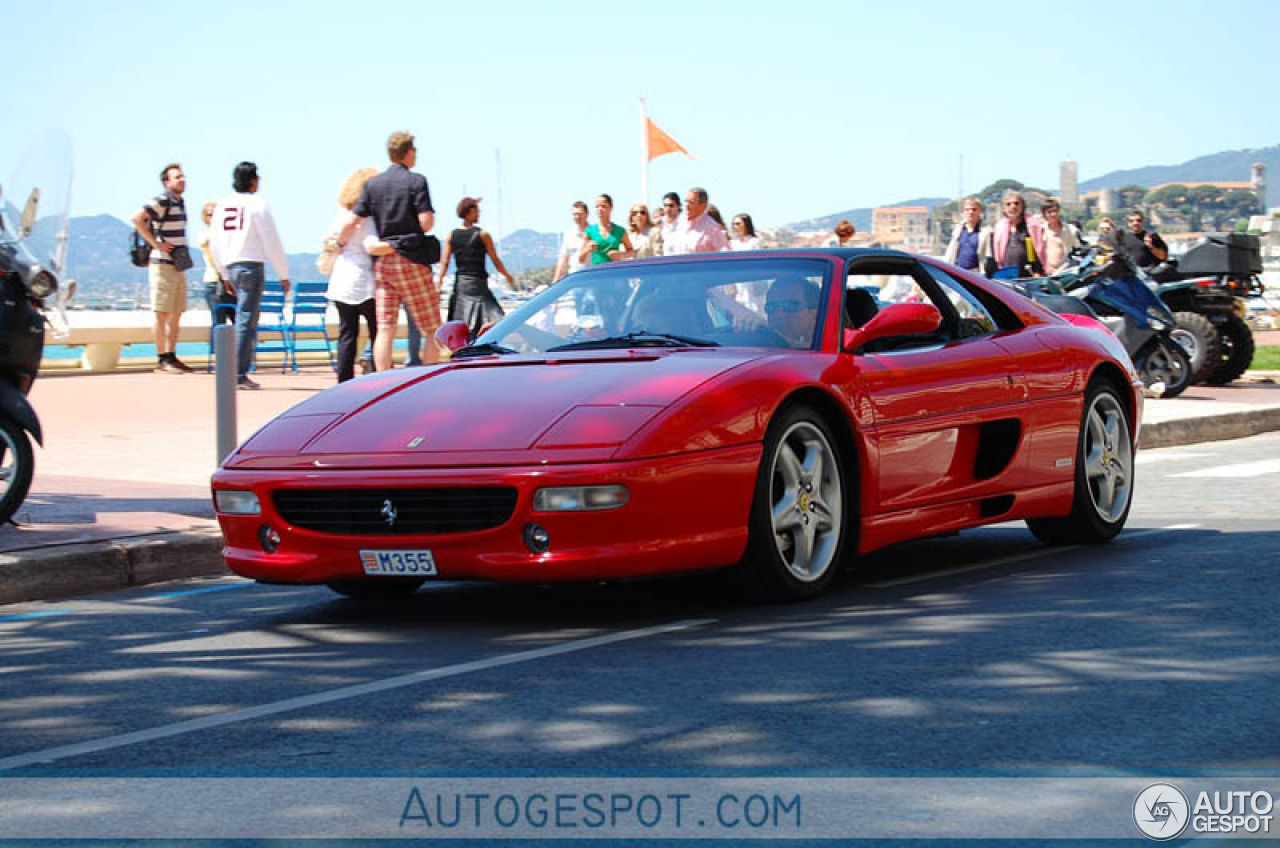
left=2, top=353, right=1279, bottom=606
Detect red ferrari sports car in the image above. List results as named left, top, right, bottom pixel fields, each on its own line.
left=212, top=249, right=1143, bottom=600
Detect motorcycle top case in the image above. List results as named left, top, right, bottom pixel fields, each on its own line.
left=1178, top=233, right=1262, bottom=276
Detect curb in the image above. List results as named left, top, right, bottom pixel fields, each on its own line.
left=1140, top=406, right=1280, bottom=450
left=0, top=528, right=229, bottom=606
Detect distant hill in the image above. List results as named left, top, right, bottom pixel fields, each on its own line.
left=784, top=197, right=951, bottom=235
left=1079, top=144, right=1278, bottom=193
left=48, top=216, right=562, bottom=303
left=495, top=228, right=560, bottom=273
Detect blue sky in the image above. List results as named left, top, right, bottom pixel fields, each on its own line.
left=4, top=0, right=1279, bottom=251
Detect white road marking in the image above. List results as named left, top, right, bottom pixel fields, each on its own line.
left=1170, top=459, right=1280, bottom=479
left=865, top=525, right=1199, bottom=589
left=0, top=618, right=714, bottom=770
left=1136, top=451, right=1211, bottom=465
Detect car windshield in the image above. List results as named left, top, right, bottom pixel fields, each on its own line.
left=469, top=257, right=832, bottom=355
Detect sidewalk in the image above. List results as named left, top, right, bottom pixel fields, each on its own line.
left=2, top=361, right=1279, bottom=606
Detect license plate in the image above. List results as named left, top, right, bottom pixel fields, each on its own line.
left=359, top=549, right=438, bottom=577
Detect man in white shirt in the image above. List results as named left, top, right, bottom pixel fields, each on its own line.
left=656, top=192, right=681, bottom=256
left=551, top=201, right=589, bottom=283
left=668, top=187, right=730, bottom=255
left=209, top=161, right=292, bottom=390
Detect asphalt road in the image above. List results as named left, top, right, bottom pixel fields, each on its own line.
left=1, top=432, right=1277, bottom=776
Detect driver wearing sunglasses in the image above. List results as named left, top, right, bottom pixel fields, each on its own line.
left=765, top=277, right=821, bottom=348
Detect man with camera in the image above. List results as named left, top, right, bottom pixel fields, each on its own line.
left=131, top=163, right=195, bottom=373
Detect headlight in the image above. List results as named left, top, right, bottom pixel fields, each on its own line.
left=27, top=269, right=56, bottom=299
left=532, top=485, right=629, bottom=512
left=214, top=490, right=261, bottom=515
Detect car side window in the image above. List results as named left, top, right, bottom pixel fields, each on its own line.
left=920, top=264, right=998, bottom=337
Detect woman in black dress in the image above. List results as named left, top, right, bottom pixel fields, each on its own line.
left=439, top=196, right=514, bottom=337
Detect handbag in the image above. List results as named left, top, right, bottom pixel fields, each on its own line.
left=315, top=235, right=341, bottom=276
left=387, top=232, right=441, bottom=266
left=169, top=245, right=194, bottom=272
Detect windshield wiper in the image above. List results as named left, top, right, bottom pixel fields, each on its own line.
left=452, top=341, right=518, bottom=359
left=547, top=332, right=719, bottom=352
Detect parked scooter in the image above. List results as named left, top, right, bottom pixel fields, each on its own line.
left=998, top=246, right=1192, bottom=398
left=0, top=132, right=71, bottom=525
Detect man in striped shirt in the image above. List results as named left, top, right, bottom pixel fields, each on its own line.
left=131, top=163, right=194, bottom=373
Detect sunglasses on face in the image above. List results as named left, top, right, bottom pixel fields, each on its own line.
left=765, top=300, right=806, bottom=314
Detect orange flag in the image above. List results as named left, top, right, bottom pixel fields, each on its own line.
left=645, top=116, right=693, bottom=162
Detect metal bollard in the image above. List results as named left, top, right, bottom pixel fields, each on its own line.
left=214, top=324, right=237, bottom=464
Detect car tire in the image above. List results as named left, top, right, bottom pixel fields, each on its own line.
left=0, top=416, right=34, bottom=526
left=1206, top=314, right=1255, bottom=385
left=742, top=404, right=849, bottom=600
left=1027, top=380, right=1134, bottom=546
left=1172, top=311, right=1220, bottom=384
left=326, top=578, right=425, bottom=599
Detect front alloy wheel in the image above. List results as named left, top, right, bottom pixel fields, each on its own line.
left=744, top=406, right=848, bottom=599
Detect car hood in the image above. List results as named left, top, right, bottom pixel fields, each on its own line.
left=227, top=350, right=770, bottom=469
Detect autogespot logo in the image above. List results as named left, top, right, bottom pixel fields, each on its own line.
left=1134, top=783, right=1190, bottom=840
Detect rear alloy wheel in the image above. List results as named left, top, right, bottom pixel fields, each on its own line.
left=743, top=405, right=848, bottom=600
left=1027, top=382, right=1133, bottom=545
left=1172, top=311, right=1220, bottom=384
left=326, top=578, right=425, bottom=599
left=1206, top=314, right=1255, bottom=385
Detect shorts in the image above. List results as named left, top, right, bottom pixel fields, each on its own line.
left=375, top=252, right=440, bottom=335
left=150, top=262, right=187, bottom=313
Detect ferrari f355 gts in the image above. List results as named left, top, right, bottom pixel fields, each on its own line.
left=212, top=249, right=1142, bottom=600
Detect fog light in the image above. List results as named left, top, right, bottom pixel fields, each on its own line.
left=532, top=485, right=629, bottom=512
left=258, top=525, right=281, bottom=553
left=523, top=523, right=550, bottom=554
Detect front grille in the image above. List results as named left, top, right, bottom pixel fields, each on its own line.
left=273, top=487, right=518, bottom=535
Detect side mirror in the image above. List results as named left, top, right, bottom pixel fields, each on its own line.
left=842, top=303, right=942, bottom=353
left=435, top=319, right=470, bottom=354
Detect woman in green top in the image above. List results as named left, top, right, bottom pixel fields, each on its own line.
left=578, top=194, right=635, bottom=265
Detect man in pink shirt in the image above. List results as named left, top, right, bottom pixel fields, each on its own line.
left=669, top=187, right=729, bottom=255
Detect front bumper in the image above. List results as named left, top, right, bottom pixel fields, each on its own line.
left=212, top=445, right=762, bottom=584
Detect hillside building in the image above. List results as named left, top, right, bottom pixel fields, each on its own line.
left=871, top=206, right=930, bottom=250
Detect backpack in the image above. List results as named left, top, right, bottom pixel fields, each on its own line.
left=129, top=197, right=172, bottom=267
left=129, top=231, right=151, bottom=267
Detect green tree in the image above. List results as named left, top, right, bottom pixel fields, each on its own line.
left=1146, top=184, right=1189, bottom=206
left=977, top=179, right=1025, bottom=205
left=1118, top=184, right=1147, bottom=209
left=1223, top=188, right=1260, bottom=218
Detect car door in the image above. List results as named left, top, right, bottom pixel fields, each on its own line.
left=843, top=256, right=1022, bottom=511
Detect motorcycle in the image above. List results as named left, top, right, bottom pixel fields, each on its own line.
left=997, top=245, right=1192, bottom=399
left=1147, top=233, right=1260, bottom=385
left=0, top=130, right=71, bottom=525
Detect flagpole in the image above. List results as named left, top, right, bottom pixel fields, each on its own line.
left=640, top=97, right=649, bottom=207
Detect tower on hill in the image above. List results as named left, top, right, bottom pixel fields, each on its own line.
left=1059, top=161, right=1079, bottom=206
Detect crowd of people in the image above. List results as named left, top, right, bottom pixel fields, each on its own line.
left=131, top=137, right=1171, bottom=387
left=943, top=189, right=1168, bottom=279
